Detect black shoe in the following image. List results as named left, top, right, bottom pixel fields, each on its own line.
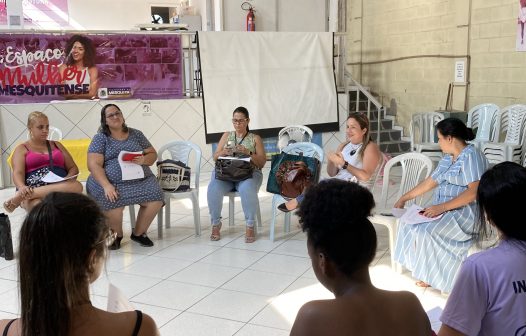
left=109, top=236, right=123, bottom=250
left=278, top=203, right=293, bottom=213
left=130, top=233, right=154, bottom=247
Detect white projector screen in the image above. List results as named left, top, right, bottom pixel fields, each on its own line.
left=197, top=31, right=339, bottom=143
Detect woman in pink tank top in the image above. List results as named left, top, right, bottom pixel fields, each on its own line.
left=3, top=112, right=83, bottom=212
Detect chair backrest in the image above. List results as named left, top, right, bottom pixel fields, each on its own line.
left=157, top=140, right=202, bottom=190
left=282, top=142, right=324, bottom=163
left=278, top=125, right=313, bottom=151
left=361, top=152, right=385, bottom=193
left=467, top=103, right=500, bottom=143
left=377, top=153, right=433, bottom=210
left=501, top=104, right=526, bottom=145
left=27, top=126, right=63, bottom=141
left=410, top=112, right=444, bottom=149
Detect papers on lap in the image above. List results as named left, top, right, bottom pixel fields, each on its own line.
left=399, top=204, right=443, bottom=225
left=118, top=151, right=144, bottom=180
left=41, top=171, right=79, bottom=183
left=218, top=156, right=251, bottom=162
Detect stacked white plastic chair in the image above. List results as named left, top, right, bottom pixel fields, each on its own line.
left=466, top=103, right=500, bottom=149
left=277, top=125, right=313, bottom=151
left=482, top=104, right=526, bottom=165
left=369, top=153, right=433, bottom=271
left=409, top=112, right=444, bottom=162
left=269, top=142, right=323, bottom=242
left=27, top=126, right=63, bottom=141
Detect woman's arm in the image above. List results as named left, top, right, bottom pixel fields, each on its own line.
left=131, top=146, right=158, bottom=166
left=55, top=142, right=79, bottom=177
left=250, top=134, right=266, bottom=169
left=11, top=145, right=33, bottom=197
left=87, top=152, right=118, bottom=202
left=394, top=176, right=438, bottom=208
left=421, top=181, right=479, bottom=218
left=438, top=324, right=466, bottom=336
left=326, top=141, right=348, bottom=176
left=327, top=142, right=381, bottom=181
left=212, top=132, right=231, bottom=161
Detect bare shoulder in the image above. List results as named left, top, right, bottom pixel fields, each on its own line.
left=138, top=313, right=159, bottom=336
left=0, top=318, right=18, bottom=335
left=291, top=300, right=332, bottom=336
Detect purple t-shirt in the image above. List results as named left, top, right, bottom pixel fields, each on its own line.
left=440, top=239, right=526, bottom=336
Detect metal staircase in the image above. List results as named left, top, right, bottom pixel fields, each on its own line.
left=345, top=72, right=411, bottom=156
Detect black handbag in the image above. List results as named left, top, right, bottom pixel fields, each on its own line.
left=0, top=213, right=14, bottom=261
left=215, top=154, right=254, bottom=182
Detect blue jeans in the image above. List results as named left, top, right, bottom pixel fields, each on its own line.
left=207, top=169, right=263, bottom=227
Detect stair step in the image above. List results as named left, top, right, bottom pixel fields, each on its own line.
left=378, top=140, right=412, bottom=154
left=369, top=119, right=394, bottom=131
left=371, top=129, right=402, bottom=142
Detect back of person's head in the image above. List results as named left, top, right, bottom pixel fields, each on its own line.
left=436, top=117, right=475, bottom=142
left=296, top=179, right=377, bottom=277
left=19, top=192, right=107, bottom=336
left=27, top=111, right=48, bottom=128
left=476, top=162, right=526, bottom=242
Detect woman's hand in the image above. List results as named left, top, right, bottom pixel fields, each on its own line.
left=419, top=204, right=446, bottom=218
left=132, top=154, right=146, bottom=165
left=234, top=144, right=250, bottom=156
left=18, top=185, right=34, bottom=199
left=328, top=152, right=345, bottom=167
left=104, top=184, right=119, bottom=202
left=394, top=198, right=406, bottom=209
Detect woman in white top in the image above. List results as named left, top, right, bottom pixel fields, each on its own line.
left=59, top=34, right=99, bottom=99
left=279, top=112, right=382, bottom=212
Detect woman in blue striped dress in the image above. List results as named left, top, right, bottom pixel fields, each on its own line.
left=393, top=118, right=489, bottom=293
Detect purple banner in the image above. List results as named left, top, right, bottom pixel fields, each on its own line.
left=0, top=33, right=183, bottom=103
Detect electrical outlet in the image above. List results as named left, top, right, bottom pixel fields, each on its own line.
left=142, top=101, right=152, bottom=116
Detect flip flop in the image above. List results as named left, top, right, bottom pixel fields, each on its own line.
left=277, top=203, right=293, bottom=213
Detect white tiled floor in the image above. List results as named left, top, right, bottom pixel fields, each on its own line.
left=0, top=167, right=447, bottom=335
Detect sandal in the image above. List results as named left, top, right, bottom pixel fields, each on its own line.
left=2, top=190, right=29, bottom=213
left=415, top=280, right=431, bottom=288
left=210, top=223, right=222, bottom=241
left=245, top=226, right=256, bottom=243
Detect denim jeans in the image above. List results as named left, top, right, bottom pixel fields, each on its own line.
left=207, top=169, right=263, bottom=227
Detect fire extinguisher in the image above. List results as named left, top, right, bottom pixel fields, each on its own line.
left=242, top=2, right=256, bottom=31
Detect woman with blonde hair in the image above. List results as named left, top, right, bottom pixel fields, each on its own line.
left=3, top=111, right=83, bottom=212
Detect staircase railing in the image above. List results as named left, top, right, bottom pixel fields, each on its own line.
left=345, top=70, right=385, bottom=147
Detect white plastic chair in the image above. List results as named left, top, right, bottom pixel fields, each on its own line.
left=156, top=140, right=202, bottom=237
left=277, top=125, right=313, bottom=151
left=27, top=126, right=63, bottom=141
left=466, top=103, right=500, bottom=149
left=269, top=142, right=324, bottom=242
left=410, top=112, right=444, bottom=162
left=369, top=153, right=433, bottom=271
left=482, top=105, right=526, bottom=165
left=225, top=191, right=263, bottom=233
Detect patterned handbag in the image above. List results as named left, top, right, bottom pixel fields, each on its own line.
left=157, top=159, right=191, bottom=192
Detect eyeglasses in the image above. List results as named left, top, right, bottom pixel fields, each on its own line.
left=106, top=111, right=122, bottom=119
left=232, top=118, right=248, bottom=124
left=95, top=229, right=117, bottom=247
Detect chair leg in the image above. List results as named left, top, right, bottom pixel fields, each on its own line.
left=129, top=205, right=136, bottom=230
left=256, top=202, right=262, bottom=228
left=229, top=195, right=235, bottom=227
left=157, top=208, right=163, bottom=239
left=270, top=196, right=278, bottom=242
left=192, top=193, right=201, bottom=236
left=284, top=213, right=291, bottom=234
left=165, top=199, right=171, bottom=229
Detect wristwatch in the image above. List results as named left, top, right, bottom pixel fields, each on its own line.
left=341, top=161, right=349, bottom=170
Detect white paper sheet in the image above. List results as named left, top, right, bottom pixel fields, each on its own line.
left=118, top=151, right=144, bottom=181
left=41, top=171, right=79, bottom=183
left=107, top=283, right=135, bottom=313
left=218, top=156, right=251, bottom=162
left=400, top=204, right=443, bottom=225
left=426, top=306, right=443, bottom=333
left=391, top=208, right=407, bottom=218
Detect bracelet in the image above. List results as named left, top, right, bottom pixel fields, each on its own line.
left=341, top=161, right=349, bottom=170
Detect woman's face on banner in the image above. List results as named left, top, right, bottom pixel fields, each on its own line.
left=71, top=41, right=86, bottom=63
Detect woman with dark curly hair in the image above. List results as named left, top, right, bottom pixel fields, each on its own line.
left=59, top=34, right=99, bottom=99
left=291, top=179, right=433, bottom=336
